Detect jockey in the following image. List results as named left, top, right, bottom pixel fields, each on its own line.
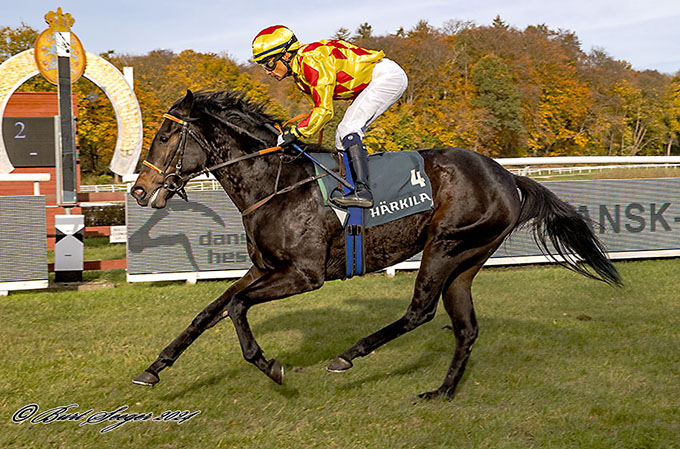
left=252, top=25, right=408, bottom=208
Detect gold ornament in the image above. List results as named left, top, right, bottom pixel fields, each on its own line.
left=44, top=7, right=75, bottom=32
left=34, top=8, right=86, bottom=85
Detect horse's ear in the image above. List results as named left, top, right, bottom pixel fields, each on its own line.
left=176, top=89, right=194, bottom=116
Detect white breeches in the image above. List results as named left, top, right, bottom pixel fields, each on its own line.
left=335, top=58, right=408, bottom=149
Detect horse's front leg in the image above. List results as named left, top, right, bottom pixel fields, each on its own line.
left=227, top=266, right=324, bottom=385
left=132, top=267, right=261, bottom=386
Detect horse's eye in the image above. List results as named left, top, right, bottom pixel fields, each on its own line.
left=159, top=135, right=169, bottom=144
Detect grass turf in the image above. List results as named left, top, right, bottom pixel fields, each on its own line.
left=1, top=259, right=678, bottom=448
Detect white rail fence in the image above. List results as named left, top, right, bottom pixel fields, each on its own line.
left=5, top=156, right=679, bottom=194
left=508, top=164, right=680, bottom=177
left=497, top=156, right=680, bottom=177
left=78, top=156, right=677, bottom=193
left=83, top=175, right=221, bottom=193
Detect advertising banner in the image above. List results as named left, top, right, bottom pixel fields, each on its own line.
left=493, top=178, right=680, bottom=261
left=126, top=191, right=249, bottom=281
left=0, top=196, right=48, bottom=292
left=126, top=179, right=680, bottom=281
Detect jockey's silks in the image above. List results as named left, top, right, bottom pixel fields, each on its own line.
left=289, top=40, right=384, bottom=139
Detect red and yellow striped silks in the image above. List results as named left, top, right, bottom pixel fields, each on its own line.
left=289, top=40, right=384, bottom=139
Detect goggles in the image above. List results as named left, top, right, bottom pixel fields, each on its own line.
left=261, top=52, right=286, bottom=72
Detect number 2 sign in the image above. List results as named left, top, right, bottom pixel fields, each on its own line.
left=14, top=121, right=26, bottom=139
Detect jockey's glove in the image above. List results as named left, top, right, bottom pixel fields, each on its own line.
left=277, top=128, right=298, bottom=148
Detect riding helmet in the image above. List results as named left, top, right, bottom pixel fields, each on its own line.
left=251, top=25, right=301, bottom=63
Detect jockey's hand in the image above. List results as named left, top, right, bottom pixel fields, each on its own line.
left=277, top=128, right=298, bottom=148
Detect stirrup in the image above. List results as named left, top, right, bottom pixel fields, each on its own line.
left=330, top=190, right=373, bottom=208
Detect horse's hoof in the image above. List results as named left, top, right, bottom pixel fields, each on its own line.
left=132, top=370, right=160, bottom=387
left=267, top=359, right=284, bottom=385
left=417, top=390, right=441, bottom=401
left=417, top=388, right=453, bottom=401
left=326, top=356, right=353, bottom=373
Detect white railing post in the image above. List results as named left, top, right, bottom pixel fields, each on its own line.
left=0, top=174, right=51, bottom=196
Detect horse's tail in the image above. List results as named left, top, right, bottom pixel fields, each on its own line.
left=513, top=175, right=622, bottom=286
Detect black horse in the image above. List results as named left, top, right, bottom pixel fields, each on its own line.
left=130, top=90, right=620, bottom=399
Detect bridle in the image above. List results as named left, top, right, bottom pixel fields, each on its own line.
left=141, top=112, right=327, bottom=215
left=142, top=113, right=283, bottom=202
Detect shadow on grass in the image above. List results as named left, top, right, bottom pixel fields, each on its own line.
left=248, top=296, right=584, bottom=390
left=157, top=365, right=302, bottom=401
left=250, top=296, right=415, bottom=366
left=138, top=295, right=420, bottom=399
left=157, top=367, right=243, bottom=401
left=249, top=295, right=585, bottom=360
left=333, top=347, right=447, bottom=391
left=143, top=288, right=587, bottom=400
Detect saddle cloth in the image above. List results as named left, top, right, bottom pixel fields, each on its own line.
left=311, top=151, right=434, bottom=227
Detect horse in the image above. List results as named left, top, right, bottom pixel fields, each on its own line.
left=130, top=89, right=621, bottom=399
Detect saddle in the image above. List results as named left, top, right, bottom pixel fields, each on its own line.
left=310, top=151, right=434, bottom=279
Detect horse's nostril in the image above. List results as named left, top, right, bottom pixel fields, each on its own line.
left=132, top=186, right=145, bottom=198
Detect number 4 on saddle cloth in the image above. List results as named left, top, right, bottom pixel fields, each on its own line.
left=310, top=151, right=434, bottom=279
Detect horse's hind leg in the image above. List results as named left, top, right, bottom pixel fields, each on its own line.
left=327, top=236, right=500, bottom=400
left=418, top=263, right=481, bottom=400
left=327, top=240, right=458, bottom=372
left=132, top=267, right=260, bottom=386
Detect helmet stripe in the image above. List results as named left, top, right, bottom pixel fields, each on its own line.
left=253, top=36, right=298, bottom=61
left=253, top=41, right=289, bottom=60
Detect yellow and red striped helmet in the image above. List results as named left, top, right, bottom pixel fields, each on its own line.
left=252, top=25, right=301, bottom=63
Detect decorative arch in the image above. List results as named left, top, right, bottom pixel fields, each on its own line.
left=0, top=49, right=142, bottom=175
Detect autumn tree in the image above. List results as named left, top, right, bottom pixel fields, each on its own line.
left=5, top=18, right=679, bottom=179
left=353, top=23, right=373, bottom=41
left=75, top=79, right=117, bottom=178
left=663, top=76, right=680, bottom=154
left=0, top=22, right=37, bottom=61
left=0, top=23, right=53, bottom=92
left=470, top=55, right=525, bottom=156
left=521, top=25, right=592, bottom=155
left=332, top=27, right=351, bottom=41
left=112, top=49, right=281, bottom=159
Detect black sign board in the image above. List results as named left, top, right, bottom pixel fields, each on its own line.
left=58, top=53, right=77, bottom=204
left=2, top=117, right=55, bottom=167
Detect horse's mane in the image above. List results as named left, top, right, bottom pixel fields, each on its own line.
left=178, top=90, right=334, bottom=153
left=193, top=90, right=277, bottom=128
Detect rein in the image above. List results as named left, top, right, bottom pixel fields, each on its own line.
left=143, top=112, right=326, bottom=214
left=242, top=156, right=326, bottom=216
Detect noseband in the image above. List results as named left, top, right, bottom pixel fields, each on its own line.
left=142, top=113, right=282, bottom=202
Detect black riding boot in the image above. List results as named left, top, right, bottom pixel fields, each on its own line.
left=331, top=134, right=374, bottom=208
